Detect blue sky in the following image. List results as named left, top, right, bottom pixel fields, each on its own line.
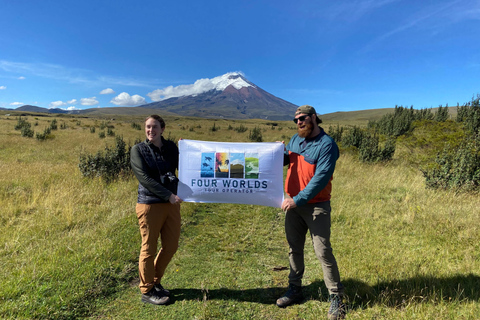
left=1, top=0, right=479, bottom=114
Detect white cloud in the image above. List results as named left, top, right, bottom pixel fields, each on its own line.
left=10, top=102, right=23, bottom=106
left=49, top=99, right=78, bottom=108
left=80, top=97, right=99, bottom=106
left=0, top=60, right=157, bottom=88
left=0, top=86, right=6, bottom=90
left=50, top=100, right=67, bottom=108
left=100, top=88, right=115, bottom=94
left=110, top=92, right=146, bottom=106
left=147, top=72, right=250, bottom=101
left=67, top=106, right=79, bottom=111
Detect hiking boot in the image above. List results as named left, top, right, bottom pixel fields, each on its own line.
left=141, top=288, right=170, bottom=305
left=154, top=283, right=171, bottom=296
left=327, top=294, right=346, bottom=320
left=276, top=284, right=303, bottom=308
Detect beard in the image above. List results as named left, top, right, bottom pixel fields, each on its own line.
left=298, top=122, right=314, bottom=138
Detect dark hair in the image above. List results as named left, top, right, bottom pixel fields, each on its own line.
left=145, top=115, right=165, bottom=128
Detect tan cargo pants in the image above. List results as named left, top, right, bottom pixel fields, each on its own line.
left=136, top=202, right=181, bottom=294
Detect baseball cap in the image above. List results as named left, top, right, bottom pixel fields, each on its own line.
left=295, top=105, right=322, bottom=124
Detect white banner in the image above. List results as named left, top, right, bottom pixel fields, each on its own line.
left=178, top=139, right=284, bottom=208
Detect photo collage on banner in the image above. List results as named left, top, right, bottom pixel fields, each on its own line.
left=201, top=152, right=259, bottom=180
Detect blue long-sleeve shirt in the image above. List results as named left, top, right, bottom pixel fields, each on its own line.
left=284, top=129, right=339, bottom=206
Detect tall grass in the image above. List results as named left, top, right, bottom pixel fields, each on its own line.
left=0, top=112, right=479, bottom=319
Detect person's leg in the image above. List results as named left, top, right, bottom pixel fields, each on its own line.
left=305, top=201, right=344, bottom=295
left=154, top=203, right=181, bottom=283
left=136, top=203, right=168, bottom=294
left=277, top=207, right=308, bottom=307
left=285, top=208, right=308, bottom=287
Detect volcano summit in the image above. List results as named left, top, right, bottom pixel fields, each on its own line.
left=140, top=72, right=298, bottom=120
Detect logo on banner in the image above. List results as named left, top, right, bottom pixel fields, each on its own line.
left=200, top=152, right=259, bottom=179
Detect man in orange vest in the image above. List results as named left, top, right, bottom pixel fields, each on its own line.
left=277, top=105, right=346, bottom=320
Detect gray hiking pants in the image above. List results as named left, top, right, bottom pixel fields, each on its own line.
left=285, top=201, right=344, bottom=295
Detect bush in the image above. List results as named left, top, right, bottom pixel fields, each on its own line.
left=21, top=126, right=34, bottom=138
left=435, top=105, right=449, bottom=122
left=359, top=136, right=396, bottom=163
left=327, top=124, right=343, bottom=143
left=49, top=119, right=58, bottom=130
left=248, top=127, right=263, bottom=142
left=14, top=117, right=31, bottom=131
left=234, top=124, right=248, bottom=133
left=36, top=127, right=53, bottom=141
left=340, top=126, right=395, bottom=163
left=341, top=126, right=367, bottom=149
left=131, top=122, right=141, bottom=130
left=78, top=136, right=136, bottom=182
left=369, top=106, right=436, bottom=138
left=422, top=133, right=480, bottom=191
left=90, top=127, right=96, bottom=133
left=456, top=95, right=480, bottom=134
left=210, top=122, right=220, bottom=132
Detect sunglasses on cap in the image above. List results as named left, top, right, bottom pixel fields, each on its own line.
left=293, top=114, right=311, bottom=124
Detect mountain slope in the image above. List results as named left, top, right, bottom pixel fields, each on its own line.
left=139, top=72, right=298, bottom=120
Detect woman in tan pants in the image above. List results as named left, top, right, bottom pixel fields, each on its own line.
left=130, top=115, right=183, bottom=305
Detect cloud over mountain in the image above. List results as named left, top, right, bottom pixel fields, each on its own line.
left=141, top=72, right=297, bottom=120
left=147, top=72, right=253, bottom=101
left=110, top=92, right=146, bottom=106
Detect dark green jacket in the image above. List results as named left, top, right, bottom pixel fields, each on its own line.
left=130, top=138, right=179, bottom=204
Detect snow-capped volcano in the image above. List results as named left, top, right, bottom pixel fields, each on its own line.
left=147, top=72, right=255, bottom=101
left=140, top=72, right=298, bottom=120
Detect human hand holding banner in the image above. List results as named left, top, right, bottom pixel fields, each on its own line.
left=178, top=139, right=285, bottom=208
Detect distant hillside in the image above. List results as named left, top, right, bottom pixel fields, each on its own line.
left=320, top=108, right=396, bottom=122
left=4, top=103, right=461, bottom=124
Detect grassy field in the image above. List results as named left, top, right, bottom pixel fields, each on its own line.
left=0, top=111, right=479, bottom=319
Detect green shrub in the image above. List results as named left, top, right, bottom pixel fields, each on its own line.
left=234, top=124, right=248, bottom=133
left=107, top=127, right=115, bottom=136
left=340, top=126, right=395, bottom=163
left=90, top=127, right=96, bottom=133
left=248, top=127, right=263, bottom=142
left=14, top=116, right=31, bottom=131
left=35, top=127, right=53, bottom=141
left=456, top=95, right=480, bottom=134
left=327, top=124, right=343, bottom=143
left=369, top=106, right=436, bottom=138
left=21, top=126, right=34, bottom=138
left=359, top=136, right=396, bottom=163
left=99, top=131, right=106, bottom=139
left=49, top=119, right=58, bottom=130
left=210, top=122, right=220, bottom=132
left=78, top=136, right=137, bottom=182
left=131, top=122, right=141, bottom=130
left=435, top=105, right=449, bottom=122
left=341, top=126, right=366, bottom=149
left=422, top=133, right=480, bottom=191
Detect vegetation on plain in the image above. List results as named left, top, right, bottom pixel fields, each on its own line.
left=0, top=104, right=479, bottom=319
